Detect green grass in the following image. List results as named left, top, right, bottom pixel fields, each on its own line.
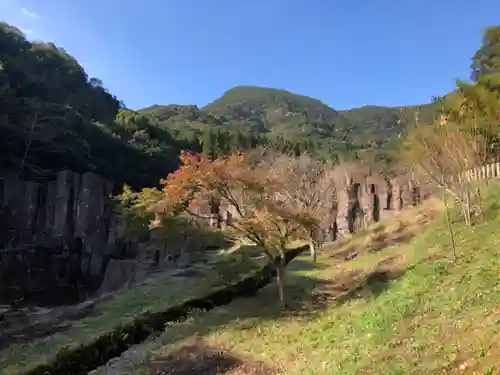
left=0, top=244, right=270, bottom=374
left=111, top=187, right=500, bottom=375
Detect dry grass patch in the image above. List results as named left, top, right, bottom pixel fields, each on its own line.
left=307, top=252, right=407, bottom=313
left=328, top=198, right=443, bottom=261
left=148, top=337, right=277, bottom=375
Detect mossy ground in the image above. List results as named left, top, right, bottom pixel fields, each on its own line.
left=113, top=187, right=500, bottom=375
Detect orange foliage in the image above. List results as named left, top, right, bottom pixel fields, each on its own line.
left=154, top=150, right=315, bottom=256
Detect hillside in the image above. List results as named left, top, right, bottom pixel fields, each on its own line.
left=203, top=86, right=352, bottom=139
left=84, top=186, right=500, bottom=374
left=340, top=103, right=438, bottom=143
left=139, top=86, right=440, bottom=155
left=0, top=22, right=198, bottom=188
left=138, top=104, right=223, bottom=139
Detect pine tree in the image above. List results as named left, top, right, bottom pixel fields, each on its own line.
left=202, top=129, right=216, bottom=159
left=233, top=131, right=247, bottom=150
left=293, top=142, right=302, bottom=157
left=216, top=130, right=232, bottom=155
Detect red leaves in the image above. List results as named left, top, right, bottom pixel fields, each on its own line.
left=150, top=151, right=320, bottom=254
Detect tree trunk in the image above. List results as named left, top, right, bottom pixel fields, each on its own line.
left=208, top=196, right=221, bottom=228
left=309, top=240, right=316, bottom=264
left=331, top=220, right=338, bottom=241
left=372, top=194, right=380, bottom=222
left=475, top=187, right=485, bottom=223
left=464, top=188, right=472, bottom=226
left=275, top=256, right=287, bottom=308
left=441, top=187, right=457, bottom=261
left=346, top=182, right=360, bottom=233
left=397, top=184, right=404, bottom=210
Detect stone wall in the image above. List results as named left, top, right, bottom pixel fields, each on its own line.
left=0, top=171, right=116, bottom=304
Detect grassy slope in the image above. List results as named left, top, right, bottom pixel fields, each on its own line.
left=0, top=246, right=270, bottom=374
left=118, top=188, right=500, bottom=375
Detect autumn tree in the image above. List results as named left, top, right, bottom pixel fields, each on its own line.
left=151, top=151, right=315, bottom=307
left=115, top=183, right=227, bottom=265
left=402, top=109, right=487, bottom=260
left=403, top=25, right=500, bottom=234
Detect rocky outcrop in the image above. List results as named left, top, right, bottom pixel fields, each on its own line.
left=97, top=260, right=138, bottom=296
left=0, top=171, right=116, bottom=304
left=346, top=181, right=362, bottom=234
left=368, top=183, right=380, bottom=223
left=337, top=174, right=424, bottom=238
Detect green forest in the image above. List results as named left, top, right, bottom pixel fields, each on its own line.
left=1, top=21, right=498, bottom=189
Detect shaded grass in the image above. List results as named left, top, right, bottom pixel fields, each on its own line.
left=147, top=337, right=276, bottom=375
left=114, top=189, right=500, bottom=375
left=0, top=244, right=282, bottom=374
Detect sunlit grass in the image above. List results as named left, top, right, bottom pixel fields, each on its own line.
left=116, top=186, right=500, bottom=375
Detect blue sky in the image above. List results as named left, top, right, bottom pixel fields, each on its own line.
left=1, top=0, right=499, bottom=110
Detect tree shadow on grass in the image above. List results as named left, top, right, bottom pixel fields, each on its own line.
left=149, top=337, right=276, bottom=375
left=367, top=230, right=416, bottom=253
left=143, top=270, right=327, bottom=375
left=326, top=228, right=416, bottom=263
left=306, top=254, right=407, bottom=311
left=140, top=255, right=408, bottom=374
left=285, top=258, right=330, bottom=271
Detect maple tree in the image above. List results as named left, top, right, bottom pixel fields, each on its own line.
left=115, top=182, right=228, bottom=265
left=151, top=150, right=316, bottom=306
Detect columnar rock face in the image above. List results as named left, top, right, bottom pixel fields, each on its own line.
left=328, top=199, right=339, bottom=241
left=335, top=173, right=425, bottom=239
left=368, top=183, right=380, bottom=223
left=396, top=184, right=405, bottom=210
left=346, top=182, right=362, bottom=234
left=0, top=171, right=115, bottom=281
left=384, top=178, right=393, bottom=210
left=410, top=183, right=421, bottom=206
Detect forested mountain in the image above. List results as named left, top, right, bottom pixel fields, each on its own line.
left=204, top=86, right=440, bottom=146
left=203, top=86, right=351, bottom=136
left=339, top=103, right=438, bottom=144
left=0, top=20, right=444, bottom=189
left=139, top=86, right=439, bottom=161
